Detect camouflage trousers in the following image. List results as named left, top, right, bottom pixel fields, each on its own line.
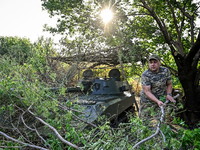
left=139, top=100, right=173, bottom=125
left=139, top=101, right=160, bottom=124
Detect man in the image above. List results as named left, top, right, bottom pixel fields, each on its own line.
left=139, top=54, right=176, bottom=120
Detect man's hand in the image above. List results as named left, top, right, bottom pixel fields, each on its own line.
left=166, top=95, right=176, bottom=103
left=157, top=100, right=165, bottom=108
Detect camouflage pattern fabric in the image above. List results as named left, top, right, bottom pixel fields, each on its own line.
left=139, top=100, right=173, bottom=125
left=140, top=67, right=172, bottom=103
left=139, top=101, right=161, bottom=124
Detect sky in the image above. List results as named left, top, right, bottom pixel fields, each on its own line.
left=0, top=0, right=61, bottom=43
left=1, top=0, right=199, bottom=44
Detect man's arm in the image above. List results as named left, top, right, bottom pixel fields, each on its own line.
left=142, top=85, right=164, bottom=107
left=166, top=80, right=176, bottom=103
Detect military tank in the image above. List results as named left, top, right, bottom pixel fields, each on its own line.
left=66, top=69, right=136, bottom=127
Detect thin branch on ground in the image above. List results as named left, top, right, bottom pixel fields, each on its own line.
left=21, top=111, right=51, bottom=149
left=0, top=131, right=48, bottom=150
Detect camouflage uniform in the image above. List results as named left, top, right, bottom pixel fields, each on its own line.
left=139, top=67, right=172, bottom=122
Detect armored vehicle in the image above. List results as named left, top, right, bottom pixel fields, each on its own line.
left=67, top=69, right=136, bottom=127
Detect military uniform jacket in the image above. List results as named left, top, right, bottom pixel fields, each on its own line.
left=140, top=67, right=172, bottom=102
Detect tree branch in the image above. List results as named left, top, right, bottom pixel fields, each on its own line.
left=167, top=0, right=184, bottom=55
left=192, top=49, right=200, bottom=70
left=174, top=0, right=196, bottom=45
left=27, top=104, right=80, bottom=150
left=140, top=0, right=172, bottom=47
left=186, top=30, right=200, bottom=65
left=21, top=111, right=51, bottom=148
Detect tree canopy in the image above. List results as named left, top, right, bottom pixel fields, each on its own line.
left=41, top=0, right=200, bottom=69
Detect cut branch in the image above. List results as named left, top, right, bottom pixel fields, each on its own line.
left=0, top=131, right=48, bottom=150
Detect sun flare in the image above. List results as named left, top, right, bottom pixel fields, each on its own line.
left=100, top=8, right=113, bottom=24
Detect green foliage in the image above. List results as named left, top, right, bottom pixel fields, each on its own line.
left=0, top=140, right=20, bottom=150
left=176, top=122, right=200, bottom=149
left=173, top=117, right=188, bottom=127
left=0, top=36, right=80, bottom=149
left=0, top=36, right=32, bottom=64
left=65, top=124, right=85, bottom=145
left=159, top=95, right=167, bottom=103
left=172, top=76, right=182, bottom=89
left=46, top=133, right=63, bottom=150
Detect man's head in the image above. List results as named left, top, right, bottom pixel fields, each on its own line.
left=148, top=54, right=161, bottom=73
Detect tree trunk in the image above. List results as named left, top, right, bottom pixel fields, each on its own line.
left=178, top=65, right=200, bottom=126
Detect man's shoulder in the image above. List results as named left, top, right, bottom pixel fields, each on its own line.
left=160, top=66, right=168, bottom=70
left=142, top=69, right=151, bottom=75
left=159, top=67, right=170, bottom=73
